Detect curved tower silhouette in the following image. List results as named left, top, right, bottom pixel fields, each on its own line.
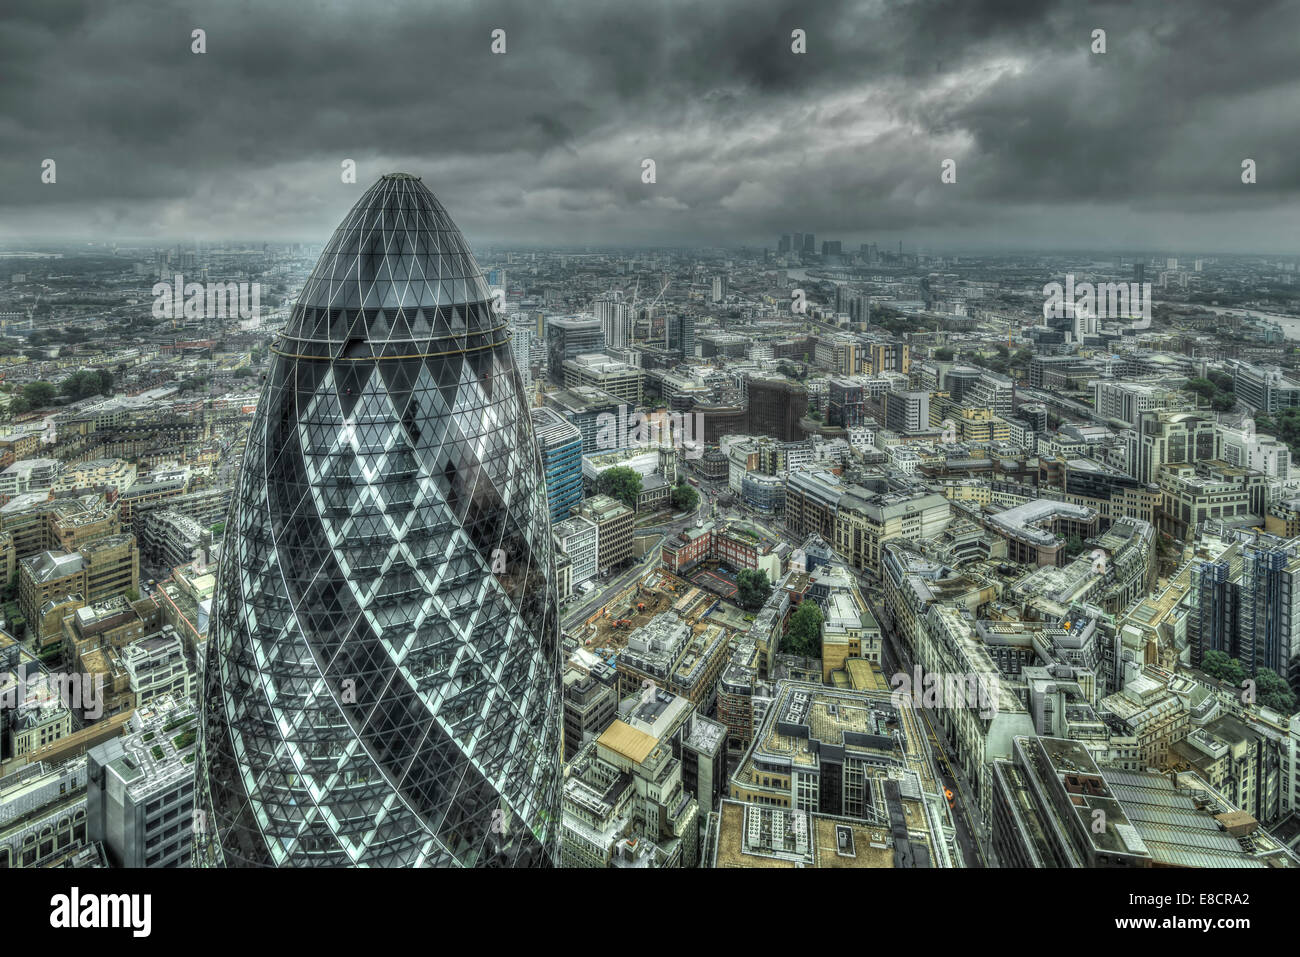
left=196, top=174, right=562, bottom=867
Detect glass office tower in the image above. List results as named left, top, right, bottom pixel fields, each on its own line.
left=196, top=174, right=562, bottom=867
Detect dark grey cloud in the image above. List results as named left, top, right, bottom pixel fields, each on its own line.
left=0, top=0, right=1296, bottom=252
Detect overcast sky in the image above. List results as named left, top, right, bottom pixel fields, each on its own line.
left=2, top=0, right=1297, bottom=254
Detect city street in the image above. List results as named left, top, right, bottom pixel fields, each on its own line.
left=873, top=592, right=992, bottom=869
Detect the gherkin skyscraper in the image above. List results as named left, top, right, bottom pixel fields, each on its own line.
left=196, top=174, right=562, bottom=867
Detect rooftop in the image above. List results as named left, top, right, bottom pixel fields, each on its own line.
left=596, top=720, right=658, bottom=766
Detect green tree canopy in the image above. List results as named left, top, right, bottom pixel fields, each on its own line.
left=60, top=369, right=113, bottom=401
left=1207, top=370, right=1235, bottom=392
left=22, top=381, right=56, bottom=408
left=1183, top=376, right=1236, bottom=412
left=598, top=466, right=642, bottom=510
left=1201, top=650, right=1247, bottom=686
left=1064, top=533, right=1086, bottom=560
left=735, top=568, right=772, bottom=611
left=784, top=599, right=824, bottom=657
left=671, top=482, right=698, bottom=512
left=1256, top=667, right=1298, bottom=715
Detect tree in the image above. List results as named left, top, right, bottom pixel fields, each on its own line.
left=1155, top=533, right=1180, bottom=575
left=1201, top=650, right=1246, bottom=686
left=784, top=599, right=823, bottom=657
left=933, top=347, right=955, bottom=361
left=1183, top=376, right=1235, bottom=412
left=1256, top=668, right=1298, bottom=715
left=1207, top=370, right=1235, bottom=392
left=59, top=369, right=113, bottom=401
left=1222, top=658, right=1249, bottom=687
left=598, top=466, right=642, bottom=510
left=735, top=569, right=771, bottom=611
left=671, top=481, right=698, bottom=512
left=7, top=395, right=30, bottom=416
left=1184, top=377, right=1214, bottom=402
left=22, top=381, right=56, bottom=408
left=1201, top=649, right=1230, bottom=678
left=1064, top=533, right=1086, bottom=560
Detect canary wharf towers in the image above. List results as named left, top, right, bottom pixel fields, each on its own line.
left=196, top=174, right=563, bottom=867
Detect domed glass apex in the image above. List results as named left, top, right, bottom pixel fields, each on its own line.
left=283, top=174, right=497, bottom=348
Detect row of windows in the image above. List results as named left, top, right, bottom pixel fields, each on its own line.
left=0, top=818, right=85, bottom=868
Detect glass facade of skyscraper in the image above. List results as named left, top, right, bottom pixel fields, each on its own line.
left=530, top=406, right=584, bottom=524
left=196, top=174, right=563, bottom=867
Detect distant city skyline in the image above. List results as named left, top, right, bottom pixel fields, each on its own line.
left=2, top=0, right=1299, bottom=252
left=0, top=240, right=1294, bottom=263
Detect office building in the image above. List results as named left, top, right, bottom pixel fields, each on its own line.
left=1191, top=538, right=1300, bottom=690
left=563, top=353, right=643, bottom=405
left=594, top=293, right=631, bottom=350
left=884, top=391, right=930, bottom=435
left=553, top=515, right=599, bottom=586
left=562, top=660, right=620, bottom=761
left=666, top=314, right=695, bottom=359
left=531, top=407, right=584, bottom=524
left=0, top=758, right=91, bottom=868
left=546, top=316, right=605, bottom=385
left=197, top=175, right=563, bottom=868
left=87, top=700, right=197, bottom=868
left=747, top=377, right=808, bottom=442
left=579, top=495, right=634, bottom=573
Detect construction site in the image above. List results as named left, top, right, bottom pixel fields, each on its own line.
left=568, top=566, right=726, bottom=662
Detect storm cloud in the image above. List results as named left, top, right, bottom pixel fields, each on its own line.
left=1, top=0, right=1296, bottom=252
